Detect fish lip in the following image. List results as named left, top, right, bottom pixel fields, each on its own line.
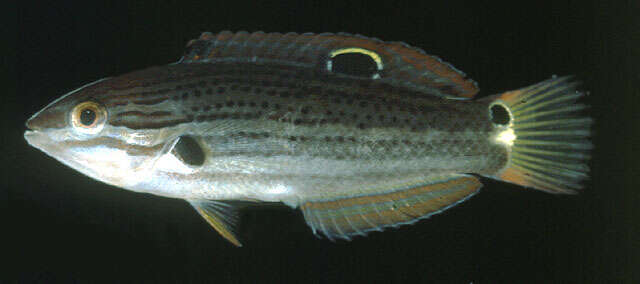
left=24, top=130, right=41, bottom=147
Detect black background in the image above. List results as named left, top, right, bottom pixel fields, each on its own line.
left=6, top=1, right=639, bottom=283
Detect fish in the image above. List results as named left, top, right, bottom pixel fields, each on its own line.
left=24, top=31, right=592, bottom=246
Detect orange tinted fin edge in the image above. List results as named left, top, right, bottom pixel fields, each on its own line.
left=490, top=76, right=592, bottom=194
left=300, top=175, right=482, bottom=241
left=188, top=199, right=243, bottom=247
left=180, top=31, right=478, bottom=99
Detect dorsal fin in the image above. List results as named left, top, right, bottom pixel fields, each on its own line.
left=179, top=31, right=479, bottom=99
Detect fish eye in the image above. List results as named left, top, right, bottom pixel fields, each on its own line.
left=71, top=101, right=107, bottom=134
left=327, top=47, right=383, bottom=79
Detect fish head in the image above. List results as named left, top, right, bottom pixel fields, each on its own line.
left=24, top=78, right=170, bottom=190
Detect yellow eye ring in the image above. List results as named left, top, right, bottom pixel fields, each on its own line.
left=71, top=101, right=107, bottom=134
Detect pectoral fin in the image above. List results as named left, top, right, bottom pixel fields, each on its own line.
left=300, top=174, right=482, bottom=241
left=188, top=199, right=243, bottom=247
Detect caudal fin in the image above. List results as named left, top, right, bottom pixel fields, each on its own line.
left=492, top=76, right=593, bottom=194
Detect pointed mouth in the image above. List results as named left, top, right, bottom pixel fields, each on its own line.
left=25, top=111, right=45, bottom=147
left=24, top=129, right=45, bottom=149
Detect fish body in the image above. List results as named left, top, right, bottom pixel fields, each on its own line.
left=25, top=32, right=592, bottom=246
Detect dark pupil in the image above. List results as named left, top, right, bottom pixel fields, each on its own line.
left=80, top=109, right=96, bottom=126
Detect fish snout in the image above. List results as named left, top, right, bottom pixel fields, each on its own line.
left=26, top=112, right=44, bottom=131
left=25, top=105, right=68, bottom=132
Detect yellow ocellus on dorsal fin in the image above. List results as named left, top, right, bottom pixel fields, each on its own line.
left=179, top=31, right=479, bottom=99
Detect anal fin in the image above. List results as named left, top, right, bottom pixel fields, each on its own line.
left=188, top=199, right=243, bottom=247
left=300, top=175, right=482, bottom=241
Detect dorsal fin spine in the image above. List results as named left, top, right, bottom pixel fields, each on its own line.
left=180, top=31, right=479, bottom=99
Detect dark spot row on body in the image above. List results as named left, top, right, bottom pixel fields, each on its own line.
left=299, top=136, right=425, bottom=146
left=168, top=63, right=436, bottom=103
left=310, top=86, right=429, bottom=117
left=173, top=81, right=208, bottom=92
left=227, top=131, right=271, bottom=139
left=212, top=132, right=432, bottom=148
left=288, top=136, right=310, bottom=142
left=193, top=112, right=263, bottom=122
left=205, top=131, right=433, bottom=151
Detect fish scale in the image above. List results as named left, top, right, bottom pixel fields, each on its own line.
left=25, top=32, right=591, bottom=246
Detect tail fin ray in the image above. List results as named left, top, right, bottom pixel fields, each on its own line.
left=494, top=76, right=592, bottom=194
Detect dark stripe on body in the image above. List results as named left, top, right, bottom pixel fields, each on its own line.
left=102, top=63, right=489, bottom=133
left=100, top=63, right=458, bottom=107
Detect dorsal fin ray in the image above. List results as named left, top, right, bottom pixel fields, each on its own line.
left=179, top=31, right=479, bottom=99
